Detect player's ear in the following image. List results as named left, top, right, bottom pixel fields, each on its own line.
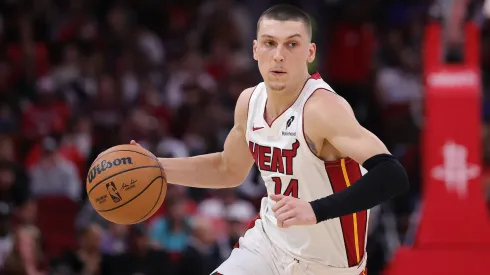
left=307, top=43, right=316, bottom=63
left=253, top=40, right=258, bottom=61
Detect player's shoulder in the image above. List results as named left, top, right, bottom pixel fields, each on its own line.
left=239, top=86, right=257, bottom=103
left=304, top=88, right=355, bottom=123
left=234, top=86, right=258, bottom=123
left=235, top=86, right=257, bottom=110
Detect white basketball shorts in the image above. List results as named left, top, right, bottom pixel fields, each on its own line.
left=210, top=218, right=368, bottom=275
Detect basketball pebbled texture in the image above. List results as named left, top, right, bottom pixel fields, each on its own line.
left=86, top=144, right=167, bottom=224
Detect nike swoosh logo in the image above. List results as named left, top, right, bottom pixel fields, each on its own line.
left=253, top=126, right=264, bottom=131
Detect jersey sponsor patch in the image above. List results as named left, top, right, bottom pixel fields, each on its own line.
left=281, top=130, right=296, bottom=136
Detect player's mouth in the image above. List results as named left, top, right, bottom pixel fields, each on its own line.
left=270, top=69, right=287, bottom=77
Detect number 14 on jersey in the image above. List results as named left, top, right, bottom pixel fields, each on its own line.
left=272, top=177, right=299, bottom=198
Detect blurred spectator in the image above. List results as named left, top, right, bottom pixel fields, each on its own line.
left=137, top=82, right=172, bottom=127
left=107, top=224, right=176, bottom=275
left=121, top=108, right=159, bottom=150
left=21, top=76, right=70, bottom=141
left=0, top=160, right=30, bottom=208
left=216, top=202, right=256, bottom=260
left=51, top=224, right=108, bottom=275
left=26, top=122, right=86, bottom=180
left=0, top=135, right=17, bottom=162
left=149, top=198, right=191, bottom=253
left=60, top=115, right=92, bottom=161
left=0, top=103, right=18, bottom=134
left=0, top=60, right=13, bottom=95
left=147, top=184, right=197, bottom=222
left=49, top=0, right=98, bottom=44
left=51, top=44, right=82, bottom=99
left=90, top=75, right=123, bottom=136
left=28, top=137, right=81, bottom=202
left=14, top=199, right=38, bottom=230
left=133, top=106, right=190, bottom=159
left=6, top=15, right=50, bottom=92
left=0, top=202, right=13, bottom=269
left=76, top=200, right=110, bottom=232
left=198, top=189, right=255, bottom=222
left=100, top=224, right=129, bottom=255
left=164, top=52, right=217, bottom=111
left=2, top=226, right=45, bottom=275
left=375, top=47, right=422, bottom=145
left=237, top=168, right=267, bottom=207
left=198, top=0, right=254, bottom=56
left=325, top=1, right=375, bottom=124
left=178, top=216, right=222, bottom=275
left=136, top=26, right=166, bottom=68
left=117, top=51, right=141, bottom=106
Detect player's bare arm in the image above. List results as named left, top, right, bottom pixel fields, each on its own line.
left=272, top=89, right=410, bottom=228
left=305, top=90, right=390, bottom=163
left=132, top=88, right=255, bottom=189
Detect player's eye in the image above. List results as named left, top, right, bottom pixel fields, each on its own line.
left=288, top=42, right=298, bottom=48
left=264, top=41, right=275, bottom=47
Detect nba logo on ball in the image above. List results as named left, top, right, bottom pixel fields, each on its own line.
left=106, top=182, right=122, bottom=203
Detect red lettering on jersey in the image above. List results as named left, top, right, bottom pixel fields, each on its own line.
left=248, top=140, right=300, bottom=175
left=259, top=146, right=271, bottom=170
left=283, top=140, right=299, bottom=175
left=273, top=177, right=282, bottom=194
left=270, top=147, right=285, bottom=174
left=273, top=177, right=299, bottom=198
left=249, top=142, right=259, bottom=164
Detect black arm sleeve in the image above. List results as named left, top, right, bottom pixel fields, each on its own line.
left=310, top=154, right=410, bottom=223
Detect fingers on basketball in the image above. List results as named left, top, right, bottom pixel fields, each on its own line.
left=130, top=140, right=139, bottom=146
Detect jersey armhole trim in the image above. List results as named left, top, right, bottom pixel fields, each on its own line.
left=245, top=85, right=259, bottom=136
left=301, top=88, right=354, bottom=167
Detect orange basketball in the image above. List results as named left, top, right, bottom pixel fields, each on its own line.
left=86, top=144, right=167, bottom=224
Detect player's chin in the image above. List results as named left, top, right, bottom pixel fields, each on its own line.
left=267, top=78, right=288, bottom=90
left=269, top=83, right=287, bottom=91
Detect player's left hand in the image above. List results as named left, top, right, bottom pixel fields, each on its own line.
left=270, top=194, right=317, bottom=228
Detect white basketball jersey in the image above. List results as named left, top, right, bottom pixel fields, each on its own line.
left=245, top=73, right=369, bottom=268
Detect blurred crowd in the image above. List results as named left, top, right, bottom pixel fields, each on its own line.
left=0, top=0, right=489, bottom=274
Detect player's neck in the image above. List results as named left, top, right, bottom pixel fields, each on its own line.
left=265, top=74, right=309, bottom=118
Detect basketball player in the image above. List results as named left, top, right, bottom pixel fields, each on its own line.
left=129, top=4, right=409, bottom=275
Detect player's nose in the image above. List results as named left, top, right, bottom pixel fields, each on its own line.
left=273, top=47, right=285, bottom=62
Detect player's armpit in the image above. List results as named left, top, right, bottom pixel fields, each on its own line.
left=216, top=87, right=257, bottom=186
left=305, top=90, right=410, bottom=222
left=220, top=97, right=256, bottom=186
left=158, top=88, right=255, bottom=189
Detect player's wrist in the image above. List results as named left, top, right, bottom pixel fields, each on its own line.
left=309, top=197, right=334, bottom=223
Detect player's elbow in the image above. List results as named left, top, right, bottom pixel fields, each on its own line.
left=221, top=169, right=246, bottom=188
left=392, top=162, right=410, bottom=195
left=364, top=153, right=410, bottom=196
left=226, top=174, right=245, bottom=188
left=224, top=164, right=250, bottom=188
left=218, top=154, right=248, bottom=188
